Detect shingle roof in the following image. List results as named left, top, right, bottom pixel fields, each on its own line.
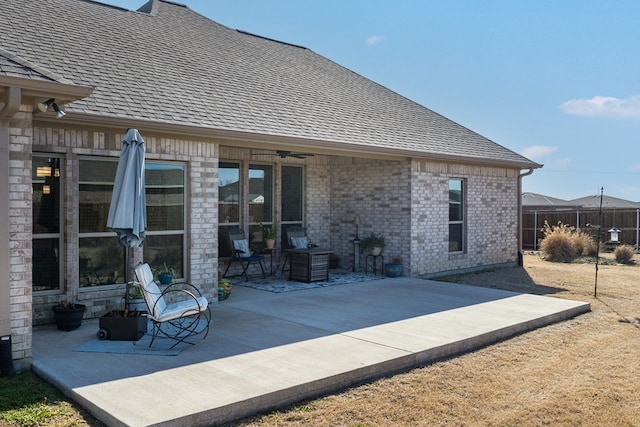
left=522, top=192, right=640, bottom=210
left=568, top=195, right=640, bottom=209
left=522, top=192, right=573, bottom=207
left=0, top=0, right=539, bottom=168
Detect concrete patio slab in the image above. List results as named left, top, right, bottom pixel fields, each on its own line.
left=31, top=277, right=589, bottom=426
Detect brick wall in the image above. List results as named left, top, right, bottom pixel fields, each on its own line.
left=411, top=161, right=519, bottom=276
left=31, top=126, right=219, bottom=324
left=330, top=157, right=412, bottom=272
left=7, top=107, right=33, bottom=367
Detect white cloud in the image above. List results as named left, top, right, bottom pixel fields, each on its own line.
left=560, top=95, right=640, bottom=119
left=550, top=156, right=572, bottom=170
left=520, top=145, right=558, bottom=161
left=366, top=35, right=384, bottom=46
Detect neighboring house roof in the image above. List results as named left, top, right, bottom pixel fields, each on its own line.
left=568, top=195, right=640, bottom=209
left=522, top=192, right=640, bottom=210
left=0, top=0, right=539, bottom=169
left=522, top=192, right=570, bottom=207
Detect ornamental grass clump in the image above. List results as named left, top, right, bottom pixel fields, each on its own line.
left=572, top=230, right=598, bottom=256
left=613, top=244, right=636, bottom=263
left=539, top=221, right=596, bottom=261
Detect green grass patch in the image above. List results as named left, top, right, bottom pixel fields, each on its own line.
left=0, top=371, right=76, bottom=426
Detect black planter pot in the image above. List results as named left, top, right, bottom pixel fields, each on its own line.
left=52, top=304, right=86, bottom=331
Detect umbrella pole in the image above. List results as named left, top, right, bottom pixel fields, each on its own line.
left=124, top=245, right=131, bottom=316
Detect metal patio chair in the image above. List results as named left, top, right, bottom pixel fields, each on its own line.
left=222, top=228, right=266, bottom=281
left=134, top=263, right=211, bottom=348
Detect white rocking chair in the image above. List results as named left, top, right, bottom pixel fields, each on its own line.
left=134, top=263, right=211, bottom=348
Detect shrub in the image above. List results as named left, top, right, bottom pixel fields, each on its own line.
left=613, top=244, right=635, bottom=263
left=572, top=230, right=597, bottom=256
left=540, top=229, right=576, bottom=261
left=539, top=221, right=598, bottom=261
left=581, top=238, right=598, bottom=257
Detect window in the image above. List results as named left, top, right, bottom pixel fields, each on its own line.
left=32, top=155, right=62, bottom=291
left=281, top=166, right=304, bottom=248
left=217, top=161, right=299, bottom=257
left=79, top=159, right=125, bottom=286
left=449, top=179, right=465, bottom=252
left=218, top=162, right=240, bottom=258
left=143, top=163, right=186, bottom=277
left=78, top=159, right=185, bottom=286
left=248, top=164, right=274, bottom=247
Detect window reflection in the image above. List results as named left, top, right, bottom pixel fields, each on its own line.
left=219, top=162, right=240, bottom=224
left=78, top=159, right=185, bottom=286
left=33, top=156, right=62, bottom=291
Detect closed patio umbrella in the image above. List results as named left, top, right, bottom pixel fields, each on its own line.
left=107, top=129, right=146, bottom=316
left=107, top=128, right=146, bottom=248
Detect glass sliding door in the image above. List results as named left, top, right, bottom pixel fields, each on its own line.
left=218, top=162, right=240, bottom=257
left=248, top=164, right=273, bottom=249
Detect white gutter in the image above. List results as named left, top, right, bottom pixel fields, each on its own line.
left=518, top=167, right=536, bottom=264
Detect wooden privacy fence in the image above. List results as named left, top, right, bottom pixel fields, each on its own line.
left=523, top=208, right=640, bottom=250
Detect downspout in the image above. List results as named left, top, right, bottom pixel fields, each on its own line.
left=0, top=86, right=21, bottom=376
left=518, top=168, right=535, bottom=266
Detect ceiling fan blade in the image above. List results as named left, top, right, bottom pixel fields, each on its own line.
left=269, top=150, right=315, bottom=158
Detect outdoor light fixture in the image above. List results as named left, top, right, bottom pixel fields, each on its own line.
left=36, top=98, right=65, bottom=118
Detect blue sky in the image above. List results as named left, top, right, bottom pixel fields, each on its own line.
left=105, top=0, right=640, bottom=201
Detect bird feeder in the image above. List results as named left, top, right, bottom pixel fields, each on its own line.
left=608, top=227, right=621, bottom=242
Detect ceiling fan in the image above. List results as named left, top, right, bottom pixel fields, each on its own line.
left=252, top=150, right=315, bottom=159
left=274, top=150, right=314, bottom=159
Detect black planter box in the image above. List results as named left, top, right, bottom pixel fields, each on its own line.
left=98, top=311, right=148, bottom=341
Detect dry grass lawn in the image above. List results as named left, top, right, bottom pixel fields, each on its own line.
left=233, top=253, right=640, bottom=427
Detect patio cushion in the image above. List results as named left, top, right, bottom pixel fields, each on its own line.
left=154, top=296, right=209, bottom=323
left=135, top=264, right=167, bottom=316
left=291, top=236, right=308, bottom=249
left=233, top=239, right=251, bottom=257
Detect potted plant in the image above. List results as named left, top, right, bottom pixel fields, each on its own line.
left=156, top=262, right=176, bottom=285
left=261, top=223, right=277, bottom=249
left=361, top=232, right=385, bottom=256
left=218, top=278, right=233, bottom=301
left=385, top=256, right=404, bottom=277
left=125, top=282, right=147, bottom=312
left=97, top=281, right=148, bottom=341
left=52, top=301, right=86, bottom=331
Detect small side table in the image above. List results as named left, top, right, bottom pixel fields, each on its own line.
left=260, top=248, right=276, bottom=276
left=365, top=254, right=384, bottom=275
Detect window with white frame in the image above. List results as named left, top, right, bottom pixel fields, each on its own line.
left=32, top=155, right=63, bottom=292
left=448, top=179, right=465, bottom=252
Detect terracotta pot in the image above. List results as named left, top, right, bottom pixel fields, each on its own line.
left=265, top=238, right=275, bottom=249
